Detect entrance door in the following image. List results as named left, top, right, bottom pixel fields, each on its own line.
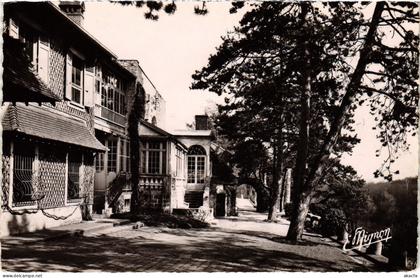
left=215, top=193, right=226, bottom=217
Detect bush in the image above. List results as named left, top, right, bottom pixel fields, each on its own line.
left=111, top=211, right=210, bottom=229
left=318, top=208, right=346, bottom=237
left=191, top=207, right=212, bottom=222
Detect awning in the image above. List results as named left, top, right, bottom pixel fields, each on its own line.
left=3, top=36, right=60, bottom=103
left=2, top=104, right=107, bottom=152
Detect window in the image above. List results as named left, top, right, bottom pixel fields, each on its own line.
left=175, top=147, right=184, bottom=177
left=101, top=85, right=107, bottom=107
left=107, top=139, right=117, bottom=173
left=187, top=145, right=206, bottom=184
left=18, top=24, right=38, bottom=68
left=126, top=140, right=131, bottom=172
left=12, top=142, right=36, bottom=207
left=101, top=70, right=126, bottom=115
left=140, top=141, right=166, bottom=175
left=95, top=152, right=104, bottom=172
left=95, top=80, right=101, bottom=94
left=68, top=153, right=82, bottom=200
left=119, top=138, right=130, bottom=173
left=71, top=55, right=84, bottom=105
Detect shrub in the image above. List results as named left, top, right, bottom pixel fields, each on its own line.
left=318, top=208, right=346, bottom=237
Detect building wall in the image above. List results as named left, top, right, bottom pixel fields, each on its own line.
left=1, top=142, right=94, bottom=237
left=176, top=136, right=212, bottom=192
left=1, top=6, right=101, bottom=234
left=118, top=60, right=166, bottom=129
left=0, top=206, right=82, bottom=237
left=168, top=141, right=188, bottom=209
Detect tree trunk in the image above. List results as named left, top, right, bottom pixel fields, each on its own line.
left=255, top=182, right=270, bottom=212
left=267, top=177, right=282, bottom=221
left=129, top=84, right=146, bottom=214
left=268, top=81, right=284, bottom=221
left=278, top=170, right=287, bottom=212
left=286, top=2, right=385, bottom=241
left=304, top=2, right=385, bottom=193
left=286, top=3, right=311, bottom=240
left=287, top=192, right=311, bottom=240
left=268, top=143, right=283, bottom=221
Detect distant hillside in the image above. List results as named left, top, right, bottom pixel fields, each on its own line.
left=364, top=176, right=417, bottom=264
left=366, top=177, right=417, bottom=196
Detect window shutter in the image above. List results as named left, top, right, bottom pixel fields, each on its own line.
left=9, top=18, right=19, bottom=39
left=94, top=66, right=102, bottom=105
left=84, top=67, right=95, bottom=107
left=65, top=53, right=72, bottom=100
left=37, top=36, right=49, bottom=84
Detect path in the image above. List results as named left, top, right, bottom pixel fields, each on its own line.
left=1, top=198, right=384, bottom=272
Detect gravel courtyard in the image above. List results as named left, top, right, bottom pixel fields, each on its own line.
left=1, top=199, right=384, bottom=272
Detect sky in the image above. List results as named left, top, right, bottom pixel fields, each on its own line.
left=81, top=2, right=418, bottom=183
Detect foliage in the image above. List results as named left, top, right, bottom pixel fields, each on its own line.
left=191, top=1, right=418, bottom=240
left=317, top=208, right=347, bottom=237
left=116, top=1, right=244, bottom=20
left=365, top=177, right=418, bottom=261
left=128, top=83, right=146, bottom=214
left=310, top=163, right=370, bottom=236
left=191, top=2, right=365, bottom=225
left=112, top=211, right=210, bottom=229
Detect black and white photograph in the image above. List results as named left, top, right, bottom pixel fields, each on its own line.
left=0, top=1, right=418, bottom=275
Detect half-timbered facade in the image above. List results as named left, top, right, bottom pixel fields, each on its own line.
left=0, top=2, right=136, bottom=236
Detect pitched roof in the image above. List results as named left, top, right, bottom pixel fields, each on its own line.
left=171, top=129, right=214, bottom=138
left=3, top=36, right=60, bottom=103
left=2, top=104, right=107, bottom=152
left=139, top=120, right=187, bottom=150
left=140, top=119, right=172, bottom=137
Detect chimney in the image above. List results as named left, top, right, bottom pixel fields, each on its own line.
left=195, top=115, right=209, bottom=130
left=59, top=1, right=85, bottom=26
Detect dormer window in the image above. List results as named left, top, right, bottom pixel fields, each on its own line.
left=71, top=55, right=84, bottom=105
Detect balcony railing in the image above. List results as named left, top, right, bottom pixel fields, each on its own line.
left=139, top=175, right=169, bottom=189
left=95, top=105, right=126, bottom=126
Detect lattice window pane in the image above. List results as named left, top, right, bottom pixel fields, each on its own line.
left=148, top=151, right=160, bottom=174
left=141, top=150, right=147, bottom=174
left=71, top=87, right=81, bottom=104
left=68, top=152, right=82, bottom=200
left=197, top=156, right=205, bottom=184
left=101, top=86, right=107, bottom=107
left=187, top=145, right=206, bottom=155
left=126, top=141, right=130, bottom=172
left=149, top=142, right=160, bottom=150
left=95, top=152, right=104, bottom=172
left=107, top=140, right=117, bottom=173
left=39, top=146, right=66, bottom=209
left=187, top=156, right=195, bottom=183
left=13, top=153, right=35, bottom=206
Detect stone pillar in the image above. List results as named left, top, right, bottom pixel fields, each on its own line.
left=284, top=168, right=292, bottom=204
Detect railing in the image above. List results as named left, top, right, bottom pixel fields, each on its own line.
left=139, top=174, right=169, bottom=209
left=13, top=154, right=36, bottom=207
left=139, top=175, right=167, bottom=189
left=95, top=105, right=126, bottom=126
left=106, top=172, right=131, bottom=207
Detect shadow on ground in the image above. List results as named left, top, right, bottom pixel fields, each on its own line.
left=1, top=224, right=380, bottom=272
left=1, top=198, right=387, bottom=272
